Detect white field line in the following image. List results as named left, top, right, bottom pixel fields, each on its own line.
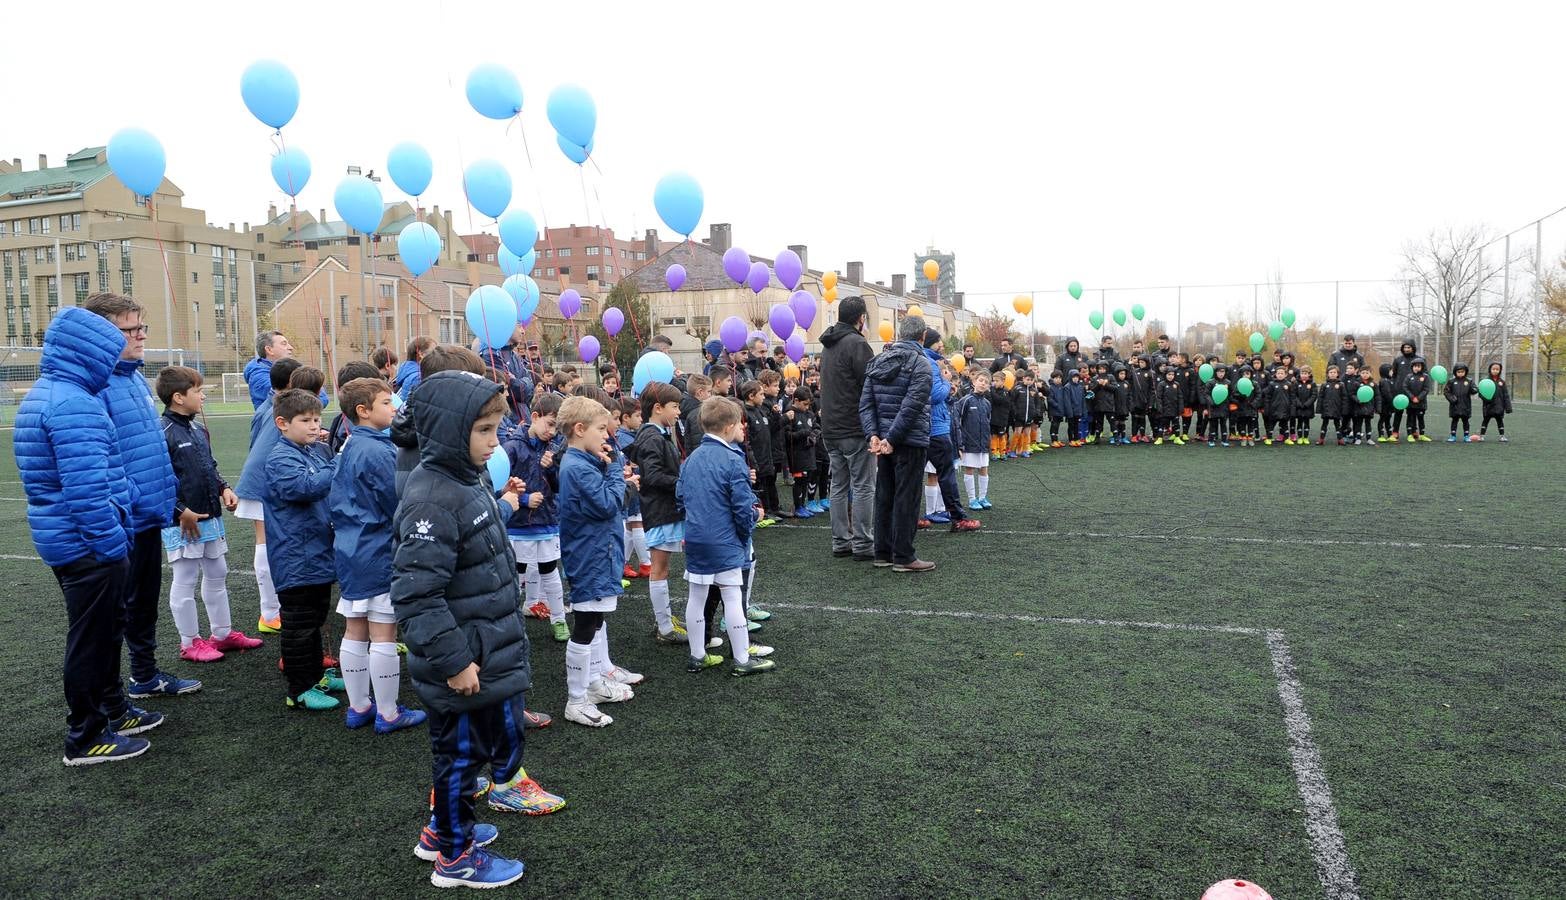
left=766, top=600, right=1361, bottom=900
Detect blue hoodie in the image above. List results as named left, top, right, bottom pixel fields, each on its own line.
left=103, top=357, right=177, bottom=532
left=14, top=308, right=133, bottom=566
left=501, top=429, right=560, bottom=539
left=263, top=434, right=338, bottom=592
left=925, top=346, right=952, bottom=437
left=677, top=434, right=756, bottom=575
left=558, top=445, right=627, bottom=603
left=329, top=425, right=398, bottom=600
left=392, top=359, right=422, bottom=403
left=243, top=356, right=272, bottom=409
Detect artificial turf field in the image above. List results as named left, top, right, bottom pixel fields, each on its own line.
left=2, top=403, right=1563, bottom=899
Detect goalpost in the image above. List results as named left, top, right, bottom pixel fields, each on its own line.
left=222, top=372, right=247, bottom=404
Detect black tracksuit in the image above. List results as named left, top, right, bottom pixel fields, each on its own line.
left=1404, top=371, right=1432, bottom=436
left=1480, top=369, right=1512, bottom=435
left=1445, top=376, right=1477, bottom=436
left=1129, top=366, right=1154, bottom=437
left=1317, top=379, right=1348, bottom=440
left=1293, top=379, right=1318, bottom=438
left=744, top=403, right=780, bottom=515
left=1154, top=378, right=1183, bottom=436
left=784, top=406, right=821, bottom=510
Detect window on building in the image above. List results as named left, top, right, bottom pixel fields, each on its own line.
left=546, top=267, right=555, bottom=276
left=35, top=248, right=45, bottom=264
left=586, top=266, right=598, bottom=278
left=659, top=316, right=687, bottom=328
left=134, top=195, right=147, bottom=207
left=188, top=243, right=198, bottom=255
left=212, top=245, right=222, bottom=259
left=605, top=265, right=614, bottom=275
left=41, top=217, right=50, bottom=234
left=71, top=213, right=81, bottom=231
left=603, top=246, right=612, bottom=257
left=558, top=266, right=570, bottom=276
left=340, top=295, right=349, bottom=326
left=557, top=247, right=571, bottom=257
left=122, top=270, right=133, bottom=292
left=380, top=283, right=393, bottom=299
left=46, top=276, right=59, bottom=313
left=533, top=268, right=542, bottom=277
left=0, top=221, right=7, bottom=237
left=586, top=246, right=599, bottom=256
left=28, top=218, right=39, bottom=235
left=542, top=248, right=552, bottom=259
left=485, top=253, right=495, bottom=262
left=228, top=248, right=237, bottom=262
left=73, top=273, right=89, bottom=303
left=192, top=271, right=199, bottom=284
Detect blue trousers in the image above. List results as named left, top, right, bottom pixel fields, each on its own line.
left=428, top=693, right=528, bottom=858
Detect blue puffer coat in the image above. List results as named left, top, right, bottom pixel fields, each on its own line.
left=235, top=398, right=281, bottom=501
left=925, top=347, right=951, bottom=437
left=858, top=340, right=932, bottom=448
left=263, top=436, right=338, bottom=591
left=104, top=358, right=176, bottom=533
left=14, top=308, right=133, bottom=566
left=501, top=429, right=560, bottom=538
left=243, top=356, right=272, bottom=409
left=678, top=435, right=756, bottom=575
left=558, top=446, right=627, bottom=603
left=329, top=425, right=397, bottom=600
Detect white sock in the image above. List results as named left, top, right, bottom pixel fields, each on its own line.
left=339, top=638, right=372, bottom=712
left=565, top=639, right=592, bottom=702
left=369, top=642, right=402, bottom=719
left=520, top=564, right=540, bottom=606
left=649, top=579, right=673, bottom=635
left=963, top=473, right=976, bottom=502
left=169, top=558, right=200, bottom=646
left=254, top=544, right=280, bottom=621
left=199, top=553, right=232, bottom=638
left=722, top=585, right=749, bottom=664
left=622, top=526, right=633, bottom=563
left=590, top=624, right=612, bottom=679
left=542, top=567, right=565, bottom=624
left=631, top=528, right=650, bottom=567
left=743, top=560, right=757, bottom=609
left=686, top=582, right=707, bottom=660
left=978, top=474, right=990, bottom=500
left=924, top=485, right=939, bottom=515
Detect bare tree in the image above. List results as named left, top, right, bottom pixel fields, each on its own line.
left=1264, top=260, right=1284, bottom=323
left=1380, top=226, right=1523, bottom=367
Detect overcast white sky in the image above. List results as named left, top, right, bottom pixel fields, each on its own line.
left=6, top=0, right=1564, bottom=338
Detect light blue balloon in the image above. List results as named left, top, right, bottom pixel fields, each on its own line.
left=107, top=128, right=166, bottom=198
left=269, top=147, right=310, bottom=197
left=240, top=60, right=300, bottom=130
left=386, top=141, right=432, bottom=197
left=465, top=63, right=523, bottom=120
left=632, top=351, right=676, bottom=396
left=463, top=159, right=512, bottom=220
left=546, top=84, right=597, bottom=148
left=486, top=448, right=510, bottom=493
left=498, top=209, right=538, bottom=259
left=397, top=221, right=441, bottom=277
left=504, top=275, right=541, bottom=323
left=466, top=284, right=517, bottom=347
left=557, top=134, right=590, bottom=165
left=333, top=175, right=384, bottom=235
left=499, top=245, right=537, bottom=277
left=653, top=172, right=703, bottom=237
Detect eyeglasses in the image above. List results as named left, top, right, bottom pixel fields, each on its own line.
left=119, top=324, right=151, bottom=336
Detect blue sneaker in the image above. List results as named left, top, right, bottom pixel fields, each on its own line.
left=109, top=705, right=165, bottom=736
left=375, top=705, right=428, bottom=734
left=62, top=730, right=150, bottom=767
left=430, top=845, right=525, bottom=889
left=819, top=499, right=830, bottom=510
left=1446, top=435, right=1457, bottom=442
left=414, top=816, right=499, bottom=862
left=795, top=506, right=814, bottom=519
left=979, top=498, right=994, bottom=509
left=928, top=511, right=952, bottom=524
left=126, top=672, right=201, bottom=698
left=969, top=499, right=984, bottom=511
left=813, top=500, right=829, bottom=514
left=346, top=703, right=376, bottom=729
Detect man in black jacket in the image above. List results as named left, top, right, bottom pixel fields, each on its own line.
left=858, top=316, right=935, bottom=573
left=1328, top=335, right=1365, bottom=380
left=989, top=338, right=1023, bottom=373
left=818, top=297, right=876, bottom=560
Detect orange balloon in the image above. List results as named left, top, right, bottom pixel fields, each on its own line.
left=823, top=271, right=838, bottom=291
left=878, top=321, right=893, bottom=342
left=1004, top=372, right=1016, bottom=390
left=783, top=363, right=800, bottom=380
left=922, top=259, right=939, bottom=281
left=907, top=304, right=924, bottom=317
left=950, top=354, right=966, bottom=374
left=1012, top=295, right=1032, bottom=315
left=824, top=287, right=837, bottom=303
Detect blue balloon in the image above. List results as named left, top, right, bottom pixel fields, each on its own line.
left=240, top=60, right=300, bottom=130
left=107, top=128, right=166, bottom=198
left=466, top=63, right=522, bottom=120
left=653, top=172, right=703, bottom=238
left=546, top=84, right=597, bottom=148
left=498, top=209, right=538, bottom=259
left=386, top=141, right=433, bottom=197
left=504, top=275, right=541, bottom=323
left=499, top=245, right=537, bottom=277
left=486, top=448, right=510, bottom=493
left=333, top=175, right=384, bottom=235
left=466, top=284, right=517, bottom=347
left=632, top=351, right=676, bottom=397
left=269, top=147, right=310, bottom=197
left=557, top=134, right=595, bottom=165
left=397, top=221, right=441, bottom=277
left=463, top=159, right=512, bottom=220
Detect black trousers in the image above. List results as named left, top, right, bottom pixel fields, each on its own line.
left=1481, top=412, right=1505, bottom=434
left=927, top=433, right=969, bottom=521
left=1049, top=416, right=1064, bottom=440
left=791, top=467, right=817, bottom=511
left=1451, top=415, right=1470, bottom=435
left=1407, top=409, right=1426, bottom=434
left=279, top=583, right=332, bottom=697
left=757, top=467, right=780, bottom=515
left=123, top=528, right=165, bottom=684
left=55, top=554, right=132, bottom=753
left=429, top=693, right=527, bottom=859
left=874, top=444, right=927, bottom=565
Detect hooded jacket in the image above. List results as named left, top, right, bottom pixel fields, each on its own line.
left=1199, top=372, right=1230, bottom=418
left=329, top=425, right=398, bottom=600
left=236, top=397, right=282, bottom=501
left=559, top=444, right=628, bottom=604
left=1482, top=364, right=1513, bottom=415
left=1318, top=377, right=1347, bottom=419
left=392, top=359, right=422, bottom=403
left=1264, top=377, right=1295, bottom=420
left=1376, top=363, right=1398, bottom=414
left=925, top=347, right=952, bottom=437
left=500, top=428, right=560, bottom=538
left=1391, top=341, right=1420, bottom=391
left=1129, top=364, right=1154, bottom=411
left=744, top=402, right=776, bottom=473
left=1404, top=368, right=1432, bottom=409
left=390, top=404, right=421, bottom=496
left=243, top=356, right=273, bottom=410
left=1110, top=371, right=1132, bottom=416
left=1051, top=375, right=1086, bottom=420
left=988, top=384, right=1013, bottom=431
left=819, top=321, right=874, bottom=442
left=14, top=308, right=133, bottom=566
left=678, top=434, right=757, bottom=575
left=161, top=410, right=227, bottom=520
left=952, top=392, right=991, bottom=452
left=104, top=357, right=177, bottom=532
left=1444, top=373, right=1477, bottom=418
left=1293, top=378, right=1318, bottom=418
left=858, top=340, right=933, bottom=448
left=1054, top=339, right=1089, bottom=379
left=1155, top=377, right=1183, bottom=418
left=263, top=425, right=338, bottom=591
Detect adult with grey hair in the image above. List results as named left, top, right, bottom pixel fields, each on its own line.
left=859, top=315, right=936, bottom=573
left=244, top=330, right=295, bottom=409
left=819, top=297, right=876, bottom=559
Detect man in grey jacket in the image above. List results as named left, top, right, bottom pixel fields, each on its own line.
left=818, top=298, right=876, bottom=560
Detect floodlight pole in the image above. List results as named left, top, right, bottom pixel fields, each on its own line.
left=1533, top=220, right=1542, bottom=402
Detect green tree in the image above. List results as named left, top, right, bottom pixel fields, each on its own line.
left=585, top=281, right=654, bottom=376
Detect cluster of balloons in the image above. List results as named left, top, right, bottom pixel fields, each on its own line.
left=823, top=270, right=839, bottom=304
left=546, top=84, right=596, bottom=166
left=1012, top=295, right=1033, bottom=316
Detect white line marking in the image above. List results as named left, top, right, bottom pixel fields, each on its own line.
left=764, top=601, right=1262, bottom=635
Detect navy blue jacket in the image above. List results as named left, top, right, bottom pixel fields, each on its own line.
left=953, top=393, right=992, bottom=454
left=859, top=340, right=932, bottom=448
left=236, top=398, right=281, bottom=501
left=14, top=308, right=133, bottom=566
left=105, top=358, right=177, bottom=532
left=678, top=435, right=756, bottom=575
left=501, top=429, right=560, bottom=538
left=1053, top=379, right=1086, bottom=419
left=263, top=437, right=338, bottom=591
left=559, top=446, right=627, bottom=603
left=329, top=425, right=398, bottom=600
left=161, top=411, right=227, bottom=518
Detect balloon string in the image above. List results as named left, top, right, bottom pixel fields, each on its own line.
left=147, top=198, right=181, bottom=364
left=515, top=120, right=569, bottom=364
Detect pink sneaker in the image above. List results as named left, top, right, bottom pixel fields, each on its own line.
left=179, top=638, right=225, bottom=663
left=210, top=630, right=264, bottom=651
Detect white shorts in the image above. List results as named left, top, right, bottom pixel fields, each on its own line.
left=625, top=515, right=643, bottom=525
left=234, top=498, right=264, bottom=521
left=924, top=460, right=936, bottom=474
left=960, top=451, right=989, bottom=469
left=571, top=595, right=619, bottom=613
left=337, top=592, right=397, bottom=624
left=685, top=567, right=744, bottom=586
left=167, top=538, right=227, bottom=564
left=645, top=522, right=684, bottom=554
left=510, top=535, right=561, bottom=565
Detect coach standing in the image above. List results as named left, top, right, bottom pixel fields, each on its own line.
left=819, top=297, right=876, bottom=560
left=244, top=330, right=294, bottom=409
left=859, top=316, right=936, bottom=573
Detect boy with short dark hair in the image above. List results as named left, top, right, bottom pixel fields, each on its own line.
left=629, top=382, right=688, bottom=645
left=1445, top=364, right=1477, bottom=441
left=616, top=397, right=652, bottom=577
left=508, top=393, right=567, bottom=641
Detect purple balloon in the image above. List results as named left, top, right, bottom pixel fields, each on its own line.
left=722, top=247, right=750, bottom=285
left=768, top=303, right=796, bottom=340
left=746, top=261, right=769, bottom=294
left=603, top=307, right=625, bottom=337
left=558, top=289, right=581, bottom=319
left=785, top=333, right=805, bottom=362
left=775, top=249, right=802, bottom=291
left=578, top=335, right=600, bottom=363
left=665, top=263, right=686, bottom=292
left=788, top=290, right=816, bottom=332
left=719, top=316, right=749, bottom=353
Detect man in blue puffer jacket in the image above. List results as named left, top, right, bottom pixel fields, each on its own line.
left=858, top=316, right=935, bottom=572
left=920, top=329, right=980, bottom=533
left=15, top=306, right=152, bottom=765
left=87, top=293, right=200, bottom=701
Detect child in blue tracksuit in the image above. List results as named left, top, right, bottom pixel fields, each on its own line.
left=328, top=377, right=424, bottom=733
left=263, top=388, right=341, bottom=710
left=617, top=398, right=651, bottom=579
left=953, top=369, right=994, bottom=508
left=677, top=396, right=775, bottom=677
left=557, top=396, right=638, bottom=728
left=505, top=394, right=565, bottom=640
left=235, top=356, right=303, bottom=634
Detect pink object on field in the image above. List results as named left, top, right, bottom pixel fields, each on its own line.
left=1202, top=880, right=1273, bottom=900
left=210, top=630, right=263, bottom=651
left=179, top=638, right=225, bottom=663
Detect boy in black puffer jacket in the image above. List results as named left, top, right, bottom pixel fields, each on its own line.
left=1292, top=367, right=1318, bottom=444
left=1376, top=362, right=1398, bottom=442
left=1403, top=358, right=1432, bottom=442
left=1317, top=365, right=1347, bottom=444
left=1444, top=364, right=1478, bottom=441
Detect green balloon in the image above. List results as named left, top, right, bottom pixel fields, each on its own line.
left=1237, top=376, right=1254, bottom=397
left=1069, top=281, right=1083, bottom=300
left=1211, top=384, right=1230, bottom=405
left=1248, top=332, right=1265, bottom=353
left=1356, top=384, right=1373, bottom=404
left=1281, top=308, right=1296, bottom=328
left=1268, top=322, right=1285, bottom=341
left=1131, top=303, right=1146, bottom=321
left=1392, top=393, right=1409, bottom=410
left=1430, top=365, right=1449, bottom=385
left=1478, top=378, right=1496, bottom=400
left=1199, top=363, right=1214, bottom=383
left=1112, top=309, right=1127, bottom=327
